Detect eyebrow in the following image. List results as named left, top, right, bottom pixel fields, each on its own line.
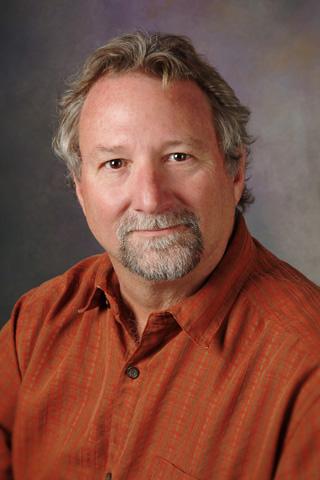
left=94, top=144, right=126, bottom=154
left=94, top=136, right=208, bottom=154
left=161, top=137, right=208, bottom=151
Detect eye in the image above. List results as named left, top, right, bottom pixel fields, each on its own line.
left=168, top=152, right=191, bottom=162
left=104, top=159, right=125, bottom=169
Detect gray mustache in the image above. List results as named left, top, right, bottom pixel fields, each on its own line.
left=117, top=210, right=200, bottom=237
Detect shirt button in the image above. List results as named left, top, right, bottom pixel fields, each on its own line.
left=126, top=365, right=140, bottom=379
left=105, top=473, right=112, bottom=480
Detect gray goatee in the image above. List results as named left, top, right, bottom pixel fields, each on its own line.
left=116, top=210, right=204, bottom=281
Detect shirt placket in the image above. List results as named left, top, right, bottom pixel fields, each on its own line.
left=105, top=312, right=179, bottom=479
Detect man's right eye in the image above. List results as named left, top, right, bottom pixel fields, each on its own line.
left=105, top=159, right=124, bottom=169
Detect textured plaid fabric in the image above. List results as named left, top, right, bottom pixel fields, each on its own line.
left=0, top=216, right=319, bottom=480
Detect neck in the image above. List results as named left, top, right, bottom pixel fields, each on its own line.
left=106, top=211, right=239, bottom=338
left=110, top=244, right=227, bottom=337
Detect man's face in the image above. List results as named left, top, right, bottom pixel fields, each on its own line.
left=75, top=72, right=244, bottom=281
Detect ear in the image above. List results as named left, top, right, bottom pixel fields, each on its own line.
left=73, top=176, right=86, bottom=216
left=232, top=149, right=246, bottom=207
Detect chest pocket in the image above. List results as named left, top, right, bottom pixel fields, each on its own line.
left=151, top=456, right=201, bottom=479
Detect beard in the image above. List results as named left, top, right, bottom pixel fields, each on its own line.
left=116, top=209, right=204, bottom=281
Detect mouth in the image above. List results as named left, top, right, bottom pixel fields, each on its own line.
left=131, top=225, right=187, bottom=237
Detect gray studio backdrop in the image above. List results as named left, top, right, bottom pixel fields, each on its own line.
left=1, top=0, right=319, bottom=327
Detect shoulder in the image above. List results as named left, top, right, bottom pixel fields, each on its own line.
left=14, top=253, right=109, bottom=314
left=241, top=238, right=320, bottom=355
left=7, top=254, right=110, bottom=371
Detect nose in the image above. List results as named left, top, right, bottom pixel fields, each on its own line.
left=129, top=162, right=173, bottom=214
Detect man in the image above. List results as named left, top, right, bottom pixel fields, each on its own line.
left=0, top=31, right=319, bottom=480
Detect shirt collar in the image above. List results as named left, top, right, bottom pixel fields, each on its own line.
left=168, top=214, right=256, bottom=347
left=80, top=214, right=256, bottom=348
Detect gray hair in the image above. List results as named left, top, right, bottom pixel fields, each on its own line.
left=53, top=31, right=254, bottom=210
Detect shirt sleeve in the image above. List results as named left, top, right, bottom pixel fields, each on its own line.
left=274, top=368, right=320, bottom=480
left=0, top=304, right=22, bottom=479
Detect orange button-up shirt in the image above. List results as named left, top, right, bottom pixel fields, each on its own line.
left=1, top=216, right=320, bottom=480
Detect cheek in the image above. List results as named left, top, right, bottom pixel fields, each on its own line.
left=81, top=192, right=122, bottom=252
left=81, top=179, right=121, bottom=217
left=189, top=175, right=236, bottom=229
left=186, top=175, right=224, bottom=213
left=81, top=188, right=116, bottom=233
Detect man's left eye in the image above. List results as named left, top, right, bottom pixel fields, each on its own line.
left=168, top=153, right=190, bottom=161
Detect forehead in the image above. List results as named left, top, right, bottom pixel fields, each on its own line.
left=82, top=71, right=213, bottom=117
left=79, top=71, right=217, bottom=148
left=84, top=70, right=211, bottom=103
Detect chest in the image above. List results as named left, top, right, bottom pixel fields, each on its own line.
left=13, top=309, right=290, bottom=480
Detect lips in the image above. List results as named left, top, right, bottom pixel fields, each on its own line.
left=131, top=224, right=187, bottom=234
left=116, top=210, right=201, bottom=242
left=134, top=225, right=181, bottom=232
